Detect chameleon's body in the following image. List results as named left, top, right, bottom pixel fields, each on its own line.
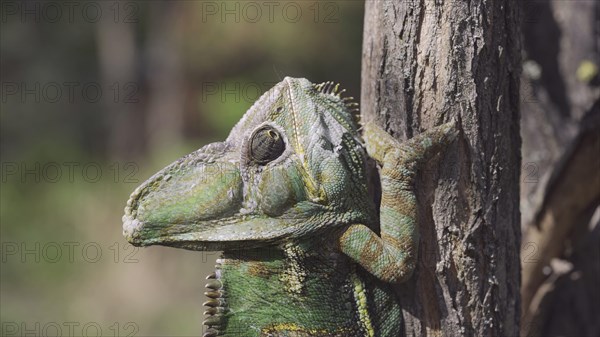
left=123, top=77, right=457, bottom=336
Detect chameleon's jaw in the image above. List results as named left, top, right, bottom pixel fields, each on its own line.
left=122, top=141, right=249, bottom=250
left=121, top=139, right=318, bottom=251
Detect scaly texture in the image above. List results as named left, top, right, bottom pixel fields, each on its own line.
left=122, top=77, right=457, bottom=336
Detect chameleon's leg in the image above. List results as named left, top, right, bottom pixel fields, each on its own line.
left=338, top=121, right=457, bottom=283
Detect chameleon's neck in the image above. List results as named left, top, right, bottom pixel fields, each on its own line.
left=202, top=239, right=384, bottom=337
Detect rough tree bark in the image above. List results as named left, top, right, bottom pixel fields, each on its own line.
left=361, top=1, right=521, bottom=336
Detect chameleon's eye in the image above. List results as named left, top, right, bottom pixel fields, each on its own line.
left=249, top=126, right=285, bottom=164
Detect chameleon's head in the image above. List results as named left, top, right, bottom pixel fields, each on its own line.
left=123, top=77, right=375, bottom=251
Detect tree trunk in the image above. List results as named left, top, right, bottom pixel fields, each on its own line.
left=361, top=1, right=522, bottom=336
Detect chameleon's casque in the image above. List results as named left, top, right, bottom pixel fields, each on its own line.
left=123, top=77, right=457, bottom=337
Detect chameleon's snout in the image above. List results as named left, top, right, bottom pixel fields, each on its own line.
left=121, top=142, right=245, bottom=249
left=122, top=180, right=145, bottom=245
left=122, top=213, right=143, bottom=244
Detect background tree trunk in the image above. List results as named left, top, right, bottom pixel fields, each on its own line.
left=519, top=0, right=600, bottom=336
left=361, top=1, right=522, bottom=336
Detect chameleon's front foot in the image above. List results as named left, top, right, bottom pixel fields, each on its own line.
left=338, top=121, right=458, bottom=283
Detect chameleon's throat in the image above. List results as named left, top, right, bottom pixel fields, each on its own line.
left=201, top=243, right=371, bottom=337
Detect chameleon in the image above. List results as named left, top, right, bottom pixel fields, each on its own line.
left=122, top=77, right=457, bottom=337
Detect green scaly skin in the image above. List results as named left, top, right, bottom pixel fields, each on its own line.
left=122, top=77, right=457, bottom=337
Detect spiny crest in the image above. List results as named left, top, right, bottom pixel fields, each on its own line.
left=313, top=81, right=362, bottom=134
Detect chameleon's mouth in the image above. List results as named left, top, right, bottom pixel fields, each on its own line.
left=121, top=141, right=247, bottom=250
left=120, top=138, right=321, bottom=251
left=122, top=214, right=144, bottom=245
left=122, top=182, right=149, bottom=245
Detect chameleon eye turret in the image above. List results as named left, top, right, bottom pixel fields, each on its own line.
left=249, top=125, right=285, bottom=164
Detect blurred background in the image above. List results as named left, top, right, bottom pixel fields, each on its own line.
left=1, top=1, right=363, bottom=336
left=2, top=0, right=599, bottom=336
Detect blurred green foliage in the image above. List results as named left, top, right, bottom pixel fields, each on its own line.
left=1, top=1, right=364, bottom=335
